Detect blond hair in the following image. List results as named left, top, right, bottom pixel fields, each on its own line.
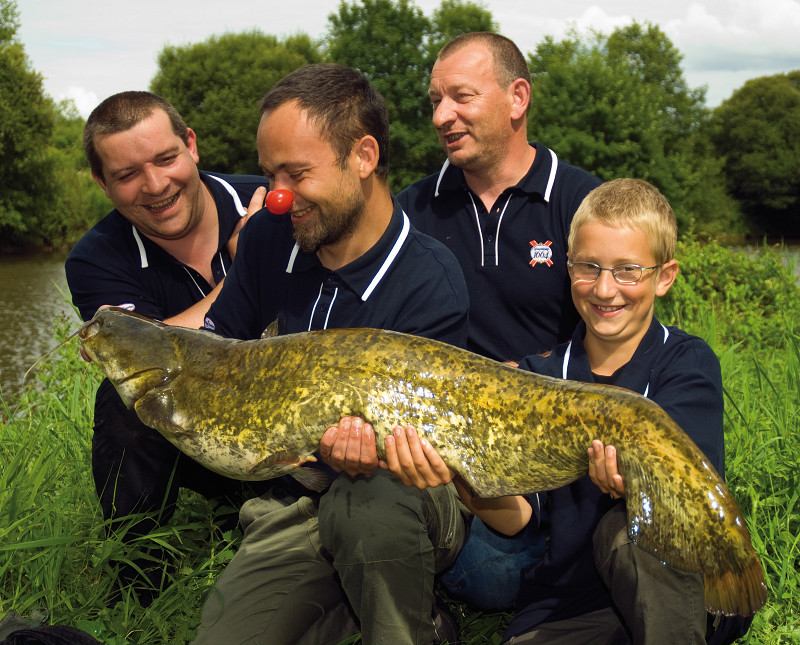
left=568, top=178, right=677, bottom=264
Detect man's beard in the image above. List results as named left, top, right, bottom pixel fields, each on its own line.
left=293, top=189, right=365, bottom=254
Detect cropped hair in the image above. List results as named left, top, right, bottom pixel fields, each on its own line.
left=83, top=91, right=189, bottom=181
left=438, top=32, right=531, bottom=94
left=568, top=178, right=678, bottom=265
left=259, top=64, right=390, bottom=181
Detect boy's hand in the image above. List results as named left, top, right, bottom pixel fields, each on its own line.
left=384, top=425, right=454, bottom=489
left=319, top=416, right=379, bottom=478
left=588, top=440, right=626, bottom=499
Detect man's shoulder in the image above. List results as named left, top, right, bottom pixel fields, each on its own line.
left=546, top=148, right=602, bottom=197
left=67, top=210, right=130, bottom=261
left=397, top=162, right=457, bottom=213
left=203, top=171, right=267, bottom=192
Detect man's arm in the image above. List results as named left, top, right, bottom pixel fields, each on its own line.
left=164, top=187, right=265, bottom=329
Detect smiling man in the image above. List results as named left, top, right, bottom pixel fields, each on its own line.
left=196, top=64, right=470, bottom=645
left=65, top=91, right=269, bottom=605
left=398, top=32, right=602, bottom=364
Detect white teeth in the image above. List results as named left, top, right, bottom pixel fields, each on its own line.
left=597, top=305, right=623, bottom=313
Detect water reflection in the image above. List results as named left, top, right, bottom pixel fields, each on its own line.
left=0, top=254, right=81, bottom=398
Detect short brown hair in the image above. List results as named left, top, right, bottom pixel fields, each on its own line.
left=84, top=91, right=189, bottom=181
left=438, top=32, right=532, bottom=92
left=568, top=178, right=678, bottom=265
left=260, top=64, right=390, bottom=181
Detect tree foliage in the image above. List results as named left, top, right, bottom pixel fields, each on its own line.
left=527, top=23, right=738, bottom=237
left=150, top=31, right=321, bottom=175
left=0, top=0, right=58, bottom=247
left=325, top=0, right=496, bottom=191
left=710, top=71, right=800, bottom=236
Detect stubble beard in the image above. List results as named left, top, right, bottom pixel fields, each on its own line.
left=293, top=189, right=366, bottom=254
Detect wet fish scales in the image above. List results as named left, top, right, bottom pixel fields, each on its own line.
left=78, top=308, right=766, bottom=617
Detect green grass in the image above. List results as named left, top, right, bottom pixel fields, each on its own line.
left=2, top=242, right=799, bottom=643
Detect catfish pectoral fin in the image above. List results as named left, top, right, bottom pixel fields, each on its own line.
left=134, top=389, right=191, bottom=437
left=289, top=466, right=330, bottom=492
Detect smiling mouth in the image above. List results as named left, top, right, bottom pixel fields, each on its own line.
left=145, top=193, right=179, bottom=213
left=444, top=133, right=466, bottom=145
left=595, top=304, right=625, bottom=313
left=291, top=205, right=314, bottom=221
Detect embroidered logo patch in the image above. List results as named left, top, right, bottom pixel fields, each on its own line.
left=204, top=316, right=216, bottom=331
left=116, top=303, right=136, bottom=311
left=529, top=240, right=553, bottom=267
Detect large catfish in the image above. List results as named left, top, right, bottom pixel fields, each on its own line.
left=78, top=308, right=766, bottom=617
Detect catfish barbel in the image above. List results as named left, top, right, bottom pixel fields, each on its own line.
left=78, top=308, right=766, bottom=617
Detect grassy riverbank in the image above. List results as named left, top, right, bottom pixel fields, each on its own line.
left=1, top=241, right=799, bottom=644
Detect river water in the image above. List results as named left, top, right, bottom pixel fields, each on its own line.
left=0, top=254, right=81, bottom=399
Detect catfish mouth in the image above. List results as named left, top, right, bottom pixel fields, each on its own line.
left=114, top=367, right=175, bottom=406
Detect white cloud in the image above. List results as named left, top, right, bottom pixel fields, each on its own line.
left=61, top=87, right=100, bottom=119
left=16, top=0, right=800, bottom=114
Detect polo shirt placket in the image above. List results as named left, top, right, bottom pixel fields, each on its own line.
left=398, top=143, right=602, bottom=362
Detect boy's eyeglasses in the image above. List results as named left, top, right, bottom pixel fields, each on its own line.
left=568, top=261, right=658, bottom=285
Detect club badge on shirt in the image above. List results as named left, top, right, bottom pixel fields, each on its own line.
left=529, top=240, right=554, bottom=267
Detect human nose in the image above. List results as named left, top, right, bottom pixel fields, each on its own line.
left=141, top=165, right=169, bottom=195
left=270, top=175, right=293, bottom=193
left=593, top=268, right=619, bottom=298
left=432, top=96, right=456, bottom=129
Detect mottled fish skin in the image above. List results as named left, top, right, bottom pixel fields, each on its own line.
left=78, top=308, right=766, bottom=617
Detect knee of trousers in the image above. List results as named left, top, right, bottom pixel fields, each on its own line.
left=318, top=470, right=432, bottom=563
left=592, top=503, right=705, bottom=606
left=592, top=503, right=631, bottom=575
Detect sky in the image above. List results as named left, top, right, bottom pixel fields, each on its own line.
left=16, top=0, right=800, bottom=118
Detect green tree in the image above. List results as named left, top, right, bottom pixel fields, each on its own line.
left=151, top=31, right=321, bottom=175
left=48, top=100, right=109, bottom=246
left=325, top=0, right=496, bottom=191
left=426, top=0, right=497, bottom=61
left=0, top=0, right=58, bottom=248
left=710, top=71, right=800, bottom=236
left=527, top=23, right=738, bottom=236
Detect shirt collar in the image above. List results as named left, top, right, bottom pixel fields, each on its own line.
left=564, top=317, right=668, bottom=395
left=285, top=198, right=411, bottom=302
left=433, top=143, right=559, bottom=202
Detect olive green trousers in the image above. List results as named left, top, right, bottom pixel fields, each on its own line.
left=193, top=470, right=467, bottom=645
left=504, top=504, right=708, bottom=645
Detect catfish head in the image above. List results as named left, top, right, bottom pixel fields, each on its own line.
left=79, top=308, right=181, bottom=407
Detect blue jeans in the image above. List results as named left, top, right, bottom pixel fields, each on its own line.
left=441, top=516, right=547, bottom=610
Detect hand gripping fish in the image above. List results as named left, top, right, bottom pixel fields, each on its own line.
left=78, top=308, right=766, bottom=617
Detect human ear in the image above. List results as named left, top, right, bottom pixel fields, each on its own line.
left=185, top=128, right=200, bottom=164
left=354, top=135, right=379, bottom=179
left=509, top=79, right=530, bottom=121
left=92, top=172, right=110, bottom=198
left=655, top=260, right=679, bottom=296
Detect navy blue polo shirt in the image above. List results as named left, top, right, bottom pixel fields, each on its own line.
left=66, top=171, right=268, bottom=322
left=203, top=198, right=469, bottom=347
left=506, top=317, right=724, bottom=637
left=398, top=143, right=601, bottom=362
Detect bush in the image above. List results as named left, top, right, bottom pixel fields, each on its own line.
left=656, top=240, right=799, bottom=351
